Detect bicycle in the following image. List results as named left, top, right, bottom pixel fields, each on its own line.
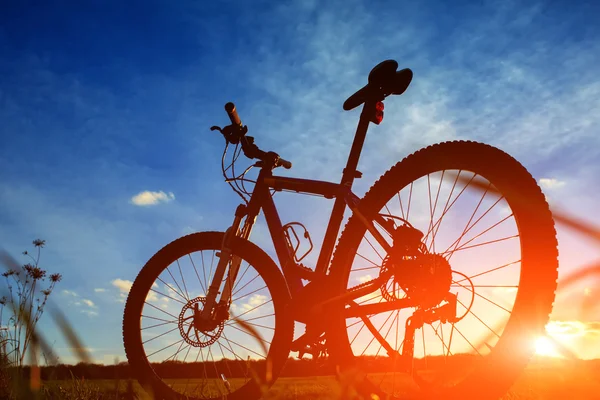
left=122, top=60, right=558, bottom=400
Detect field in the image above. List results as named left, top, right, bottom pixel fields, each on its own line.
left=40, top=358, right=600, bottom=400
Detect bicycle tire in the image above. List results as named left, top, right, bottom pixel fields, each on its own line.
left=327, top=140, right=558, bottom=400
left=123, top=231, right=294, bottom=400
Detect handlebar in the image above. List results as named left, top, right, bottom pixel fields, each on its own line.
left=224, top=102, right=242, bottom=126
left=212, top=102, right=292, bottom=170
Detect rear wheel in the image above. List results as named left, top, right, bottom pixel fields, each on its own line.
left=123, top=231, right=294, bottom=400
left=327, top=141, right=558, bottom=399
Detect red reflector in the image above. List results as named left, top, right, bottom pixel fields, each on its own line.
left=374, top=110, right=384, bottom=124
left=376, top=101, right=384, bottom=111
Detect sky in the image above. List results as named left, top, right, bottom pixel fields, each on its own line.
left=0, top=0, right=599, bottom=365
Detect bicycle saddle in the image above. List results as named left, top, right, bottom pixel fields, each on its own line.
left=343, top=60, right=413, bottom=111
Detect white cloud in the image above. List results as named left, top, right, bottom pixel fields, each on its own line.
left=81, top=299, right=96, bottom=308
left=62, top=290, right=78, bottom=297
left=112, top=278, right=133, bottom=293
left=129, top=190, right=175, bottom=206
left=539, top=178, right=566, bottom=190
left=94, top=288, right=106, bottom=293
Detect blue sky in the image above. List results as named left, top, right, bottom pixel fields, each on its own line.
left=1, top=0, right=599, bottom=364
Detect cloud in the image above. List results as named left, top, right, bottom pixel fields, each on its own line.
left=546, top=320, right=600, bottom=337
left=62, top=290, right=78, bottom=297
left=111, top=278, right=133, bottom=293
left=94, top=288, right=106, bottom=293
left=130, top=191, right=175, bottom=206
left=539, top=178, right=566, bottom=190
left=81, top=299, right=96, bottom=308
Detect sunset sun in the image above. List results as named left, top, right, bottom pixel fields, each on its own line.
left=535, top=336, right=561, bottom=358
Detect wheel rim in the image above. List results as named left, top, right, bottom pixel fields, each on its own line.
left=340, top=169, right=528, bottom=397
left=134, top=247, right=278, bottom=399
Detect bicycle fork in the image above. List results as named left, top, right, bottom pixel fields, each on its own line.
left=199, top=204, right=254, bottom=324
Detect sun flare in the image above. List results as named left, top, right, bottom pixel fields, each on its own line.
left=535, top=336, right=561, bottom=357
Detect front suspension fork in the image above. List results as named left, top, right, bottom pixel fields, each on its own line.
left=200, top=204, right=254, bottom=321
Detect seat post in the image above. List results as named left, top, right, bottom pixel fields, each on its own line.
left=314, top=102, right=375, bottom=275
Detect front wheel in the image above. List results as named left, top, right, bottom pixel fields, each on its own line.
left=327, top=141, right=558, bottom=400
left=123, top=231, right=294, bottom=400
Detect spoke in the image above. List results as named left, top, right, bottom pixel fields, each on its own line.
left=453, top=260, right=520, bottom=284
left=226, top=320, right=275, bottom=331
left=146, top=338, right=185, bottom=359
left=397, top=191, right=405, bottom=220
left=142, top=320, right=178, bottom=330
left=452, top=324, right=482, bottom=356
left=227, top=323, right=272, bottom=345
left=426, top=171, right=444, bottom=254
left=452, top=213, right=514, bottom=253
left=231, top=284, right=267, bottom=304
left=149, top=288, right=187, bottom=305
left=166, top=339, right=189, bottom=362
left=453, top=280, right=513, bottom=313
left=216, top=341, right=235, bottom=384
left=373, top=310, right=400, bottom=357
left=142, top=325, right=180, bottom=345
left=221, top=331, right=248, bottom=362
left=357, top=292, right=383, bottom=305
left=352, top=265, right=381, bottom=272
left=443, top=235, right=519, bottom=255
left=451, top=285, right=518, bottom=288
left=182, top=342, right=194, bottom=395
left=207, top=346, right=225, bottom=396
left=142, top=315, right=177, bottom=324
left=189, top=253, right=207, bottom=296
left=144, top=301, right=179, bottom=320
left=231, top=274, right=262, bottom=299
left=230, top=299, right=273, bottom=321
left=176, top=259, right=191, bottom=300
left=157, top=276, right=187, bottom=303
left=356, top=252, right=382, bottom=267
left=457, top=298, right=501, bottom=338
left=445, top=194, right=507, bottom=260
left=232, top=262, right=252, bottom=293
left=349, top=296, right=385, bottom=346
left=201, top=251, right=209, bottom=296
left=427, top=322, right=453, bottom=358
left=197, top=346, right=210, bottom=396
left=360, top=310, right=396, bottom=356
left=444, top=180, right=491, bottom=258
left=384, top=205, right=398, bottom=229
left=166, top=266, right=189, bottom=301
left=364, top=235, right=384, bottom=261
left=223, top=336, right=267, bottom=359
left=234, top=313, right=275, bottom=323
left=424, top=171, right=471, bottom=247
left=446, top=324, right=455, bottom=360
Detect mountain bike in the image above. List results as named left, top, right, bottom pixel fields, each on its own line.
left=122, top=60, right=558, bottom=400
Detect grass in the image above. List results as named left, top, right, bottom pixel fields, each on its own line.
left=30, top=358, right=600, bottom=400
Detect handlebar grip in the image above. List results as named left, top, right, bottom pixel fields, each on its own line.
left=279, top=158, right=292, bottom=169
left=224, top=102, right=242, bottom=126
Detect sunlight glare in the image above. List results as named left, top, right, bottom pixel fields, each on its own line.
left=535, top=336, right=560, bottom=357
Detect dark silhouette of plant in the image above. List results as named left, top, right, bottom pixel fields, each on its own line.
left=0, top=239, right=62, bottom=368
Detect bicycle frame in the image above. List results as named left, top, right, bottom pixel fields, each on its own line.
left=202, top=101, right=397, bottom=322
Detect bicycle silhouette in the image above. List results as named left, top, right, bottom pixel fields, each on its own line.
left=122, top=60, right=559, bottom=400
